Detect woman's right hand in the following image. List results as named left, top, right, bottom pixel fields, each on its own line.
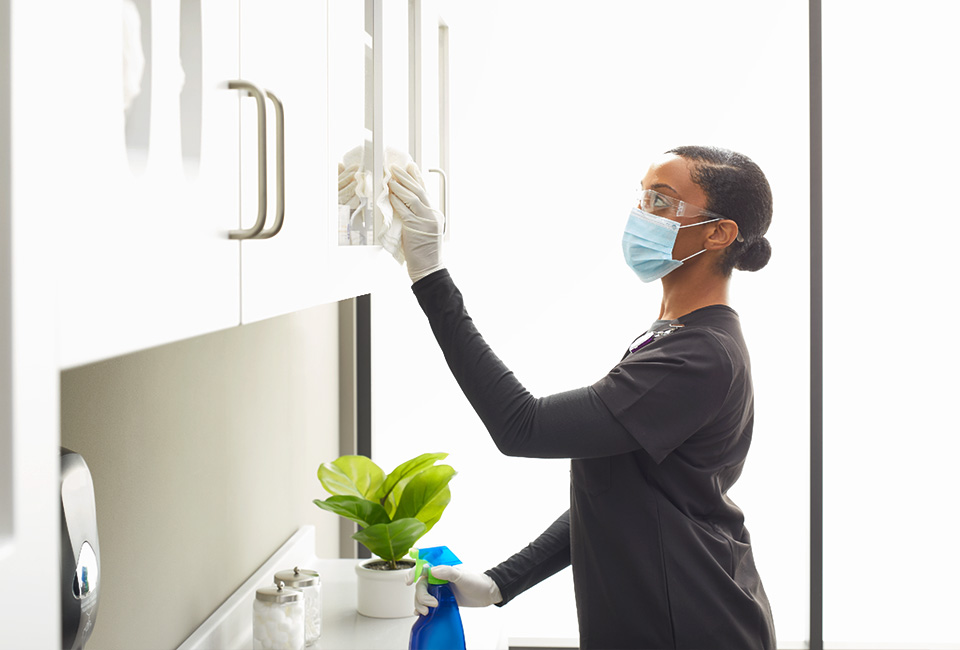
left=407, top=565, right=503, bottom=615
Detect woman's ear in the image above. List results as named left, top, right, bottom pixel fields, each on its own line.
left=705, top=219, right=740, bottom=251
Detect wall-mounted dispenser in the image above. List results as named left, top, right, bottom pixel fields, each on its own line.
left=60, top=447, right=100, bottom=650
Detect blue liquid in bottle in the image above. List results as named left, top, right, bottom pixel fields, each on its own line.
left=408, top=582, right=466, bottom=650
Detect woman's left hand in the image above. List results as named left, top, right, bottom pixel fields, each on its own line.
left=388, top=163, right=445, bottom=282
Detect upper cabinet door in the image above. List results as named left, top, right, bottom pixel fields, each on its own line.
left=237, top=0, right=332, bottom=323
left=412, top=0, right=451, bottom=239
left=380, top=0, right=411, bottom=158
left=4, top=1, right=69, bottom=642
left=57, top=0, right=242, bottom=369
left=324, top=0, right=410, bottom=303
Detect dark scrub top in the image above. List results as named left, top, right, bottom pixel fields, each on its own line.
left=412, top=269, right=776, bottom=650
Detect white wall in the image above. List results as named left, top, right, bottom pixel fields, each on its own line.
left=372, top=0, right=811, bottom=644
left=822, top=2, right=960, bottom=646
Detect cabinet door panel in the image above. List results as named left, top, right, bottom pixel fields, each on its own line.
left=327, top=0, right=415, bottom=302
left=3, top=1, right=62, bottom=643
left=325, top=0, right=386, bottom=302
left=415, top=0, right=450, bottom=237
left=57, top=0, right=241, bottom=369
left=238, top=0, right=331, bottom=322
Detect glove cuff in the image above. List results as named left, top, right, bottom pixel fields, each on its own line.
left=488, top=577, right=503, bottom=605
left=409, top=263, right=446, bottom=284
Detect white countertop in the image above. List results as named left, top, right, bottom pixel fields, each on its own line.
left=179, top=527, right=578, bottom=650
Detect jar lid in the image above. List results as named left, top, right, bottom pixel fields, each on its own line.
left=256, top=581, right=303, bottom=604
left=274, top=566, right=320, bottom=588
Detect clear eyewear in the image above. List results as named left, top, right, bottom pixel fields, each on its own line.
left=637, top=189, right=727, bottom=221
left=636, top=189, right=744, bottom=242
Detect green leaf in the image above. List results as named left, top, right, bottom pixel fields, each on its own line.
left=393, top=465, right=456, bottom=530
left=317, top=456, right=385, bottom=500
left=415, top=485, right=450, bottom=534
left=376, top=452, right=448, bottom=502
left=383, top=463, right=453, bottom=519
left=384, top=474, right=414, bottom=519
left=352, top=518, right=427, bottom=562
left=313, top=496, right=391, bottom=528
left=317, top=463, right=363, bottom=498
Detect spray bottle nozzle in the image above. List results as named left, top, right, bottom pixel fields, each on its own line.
left=411, top=546, right=462, bottom=585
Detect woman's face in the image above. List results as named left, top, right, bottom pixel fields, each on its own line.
left=639, top=155, right=715, bottom=263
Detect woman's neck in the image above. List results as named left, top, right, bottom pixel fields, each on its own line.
left=657, top=273, right=731, bottom=321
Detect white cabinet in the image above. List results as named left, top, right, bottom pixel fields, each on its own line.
left=54, top=0, right=342, bottom=368
left=53, top=0, right=451, bottom=368
left=56, top=0, right=242, bottom=369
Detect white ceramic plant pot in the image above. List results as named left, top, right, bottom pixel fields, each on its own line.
left=355, top=559, right=417, bottom=619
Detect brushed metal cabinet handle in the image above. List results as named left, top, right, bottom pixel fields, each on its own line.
left=252, top=90, right=285, bottom=239
left=227, top=80, right=268, bottom=240
left=428, top=167, right=448, bottom=235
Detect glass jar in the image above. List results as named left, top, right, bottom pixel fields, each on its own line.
left=253, top=582, right=304, bottom=650
left=274, top=567, right=321, bottom=646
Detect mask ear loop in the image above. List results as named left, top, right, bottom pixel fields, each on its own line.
left=677, top=248, right=708, bottom=263
left=677, top=217, right=720, bottom=229
left=675, top=217, right=721, bottom=263
left=681, top=216, right=746, bottom=242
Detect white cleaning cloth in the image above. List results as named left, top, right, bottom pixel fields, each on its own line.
left=339, top=145, right=372, bottom=211
left=375, top=147, right=418, bottom=264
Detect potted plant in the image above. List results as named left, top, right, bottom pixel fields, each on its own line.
left=314, top=452, right=456, bottom=618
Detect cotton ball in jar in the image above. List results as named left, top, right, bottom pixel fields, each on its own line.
left=273, top=567, right=321, bottom=646
left=253, top=582, right=305, bottom=650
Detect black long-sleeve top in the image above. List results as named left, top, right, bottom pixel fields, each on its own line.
left=412, top=269, right=776, bottom=650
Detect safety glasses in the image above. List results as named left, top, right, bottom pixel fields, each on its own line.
left=637, top=189, right=728, bottom=221
left=636, top=189, right=744, bottom=243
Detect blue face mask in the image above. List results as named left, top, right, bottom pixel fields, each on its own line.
left=621, top=207, right=719, bottom=282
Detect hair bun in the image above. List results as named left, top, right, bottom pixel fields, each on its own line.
left=736, top=237, right=772, bottom=272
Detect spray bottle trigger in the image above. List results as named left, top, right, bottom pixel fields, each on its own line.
left=411, top=548, right=435, bottom=584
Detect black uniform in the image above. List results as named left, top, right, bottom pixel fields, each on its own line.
left=413, top=269, right=776, bottom=650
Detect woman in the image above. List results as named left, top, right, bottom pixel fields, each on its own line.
left=389, top=145, right=776, bottom=649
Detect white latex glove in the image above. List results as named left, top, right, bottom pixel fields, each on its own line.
left=387, top=163, right=445, bottom=283
left=407, top=565, right=503, bottom=616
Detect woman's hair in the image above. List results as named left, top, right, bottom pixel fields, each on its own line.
left=667, top=145, right=773, bottom=275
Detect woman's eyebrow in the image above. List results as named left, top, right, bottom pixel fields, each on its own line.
left=649, top=183, right=678, bottom=194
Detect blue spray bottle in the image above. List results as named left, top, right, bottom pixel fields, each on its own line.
left=408, top=546, right=466, bottom=650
